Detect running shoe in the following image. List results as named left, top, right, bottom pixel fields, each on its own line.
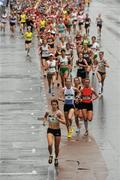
left=43, top=71, right=47, bottom=78
left=48, top=155, right=53, bottom=164
left=67, top=132, right=72, bottom=138
left=69, top=127, right=74, bottom=134
left=52, top=89, right=55, bottom=96
left=54, top=158, right=59, bottom=167
left=57, top=83, right=60, bottom=87
left=76, top=128, right=80, bottom=134
left=84, top=130, right=88, bottom=136
left=52, top=92, right=55, bottom=96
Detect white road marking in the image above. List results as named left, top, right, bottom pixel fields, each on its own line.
left=12, top=142, right=20, bottom=148
left=0, top=159, right=44, bottom=162
left=0, top=171, right=37, bottom=176
left=31, top=126, right=35, bottom=129
left=32, top=149, right=36, bottom=153
left=32, top=170, right=37, bottom=174
left=16, top=91, right=22, bottom=93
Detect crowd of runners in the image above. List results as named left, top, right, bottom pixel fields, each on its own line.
left=0, top=0, right=109, bottom=167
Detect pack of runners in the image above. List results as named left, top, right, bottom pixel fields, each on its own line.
left=1, top=0, right=110, bottom=167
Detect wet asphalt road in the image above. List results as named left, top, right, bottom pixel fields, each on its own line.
left=89, top=0, right=120, bottom=179
left=0, top=0, right=120, bottom=179
left=0, top=33, right=49, bottom=179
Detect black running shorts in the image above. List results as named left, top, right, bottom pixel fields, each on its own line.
left=47, top=128, right=61, bottom=137
left=64, top=104, right=75, bottom=112
left=81, top=102, right=93, bottom=111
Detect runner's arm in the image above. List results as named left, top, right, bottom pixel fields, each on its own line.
left=24, top=32, right=27, bottom=39
left=73, top=87, right=80, bottom=95
left=84, top=59, right=89, bottom=67
left=57, top=112, right=66, bottom=125
left=43, top=112, right=49, bottom=126
left=44, top=61, right=49, bottom=70
left=105, top=61, right=109, bottom=68
left=92, top=88, right=99, bottom=101
left=77, top=62, right=85, bottom=67
left=58, top=88, right=64, bottom=102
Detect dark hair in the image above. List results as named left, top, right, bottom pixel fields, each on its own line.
left=51, top=99, right=59, bottom=109
left=99, top=51, right=104, bottom=54
left=92, top=36, right=96, bottom=39
left=61, top=49, right=66, bottom=53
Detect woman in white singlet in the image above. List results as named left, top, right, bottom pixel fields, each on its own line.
left=43, top=99, right=65, bottom=167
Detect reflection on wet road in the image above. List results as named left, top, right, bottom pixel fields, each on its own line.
left=90, top=0, right=120, bottom=179
left=0, top=30, right=49, bottom=179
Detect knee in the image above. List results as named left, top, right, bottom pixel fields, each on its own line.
left=79, top=114, right=83, bottom=119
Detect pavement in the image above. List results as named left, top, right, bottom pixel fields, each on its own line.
left=0, top=0, right=120, bottom=180
left=43, top=64, right=108, bottom=180
left=0, top=34, right=49, bottom=180
left=89, top=1, right=120, bottom=179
